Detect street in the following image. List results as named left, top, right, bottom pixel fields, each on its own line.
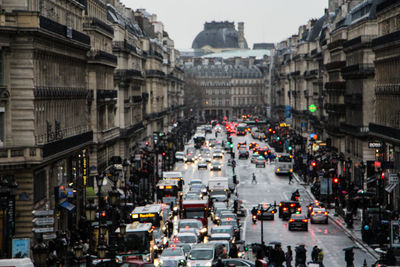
left=175, top=128, right=376, bottom=266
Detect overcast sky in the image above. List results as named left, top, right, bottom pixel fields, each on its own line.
left=121, top=0, right=328, bottom=50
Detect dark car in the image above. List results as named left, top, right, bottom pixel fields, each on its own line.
left=238, top=149, right=249, bottom=159
left=255, top=203, right=277, bottom=220
left=288, top=214, right=308, bottom=231
left=278, top=201, right=301, bottom=219
left=237, top=142, right=247, bottom=149
left=220, top=259, right=255, bottom=267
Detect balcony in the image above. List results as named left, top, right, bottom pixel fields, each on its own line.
left=97, top=89, right=117, bottom=100
left=325, top=81, right=346, bottom=94
left=340, top=123, right=369, bottom=136
left=43, top=131, right=93, bottom=158
left=372, top=30, right=400, bottom=49
left=290, top=71, right=300, bottom=77
left=89, top=50, right=117, bottom=65
left=39, top=16, right=90, bottom=46
left=375, top=84, right=400, bottom=95
left=98, top=127, right=120, bottom=143
left=304, top=70, right=318, bottom=79
left=324, top=103, right=346, bottom=114
left=341, top=64, right=374, bottom=79
left=327, top=39, right=346, bottom=51
left=113, top=41, right=143, bottom=56
left=325, top=61, right=346, bottom=71
left=114, top=69, right=143, bottom=81
left=146, top=70, right=165, bottom=78
left=131, top=95, right=143, bottom=104
left=120, top=122, right=145, bottom=138
left=343, top=36, right=375, bottom=49
left=376, top=0, right=399, bottom=14
left=344, top=94, right=362, bottom=106
left=84, top=17, right=114, bottom=35
left=369, top=123, right=400, bottom=142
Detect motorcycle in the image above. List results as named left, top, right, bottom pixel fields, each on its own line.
left=291, top=190, right=300, bottom=201
left=252, top=214, right=257, bottom=224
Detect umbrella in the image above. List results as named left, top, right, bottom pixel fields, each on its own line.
left=342, top=190, right=348, bottom=194
left=268, top=241, right=281, bottom=246
left=343, top=246, right=360, bottom=251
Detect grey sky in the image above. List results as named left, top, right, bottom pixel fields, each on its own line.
left=122, top=0, right=328, bottom=50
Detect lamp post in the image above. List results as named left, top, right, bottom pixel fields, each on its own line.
left=73, top=242, right=83, bottom=266
left=96, top=173, right=104, bottom=254
left=122, top=159, right=130, bottom=220
left=85, top=199, right=96, bottom=254
left=32, top=239, right=48, bottom=267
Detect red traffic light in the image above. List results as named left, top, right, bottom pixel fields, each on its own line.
left=145, top=141, right=149, bottom=146
left=272, top=130, right=276, bottom=134
left=162, top=152, right=166, bottom=156
left=101, top=211, right=106, bottom=217
left=381, top=171, right=385, bottom=179
left=268, top=128, right=272, bottom=132
left=333, top=178, right=339, bottom=183
left=311, top=161, right=317, bottom=167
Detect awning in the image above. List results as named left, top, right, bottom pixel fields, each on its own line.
left=60, top=201, right=76, bottom=212
left=385, top=183, right=398, bottom=193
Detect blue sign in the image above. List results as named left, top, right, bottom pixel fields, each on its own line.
left=310, top=133, right=316, bottom=139
left=12, top=238, right=30, bottom=258
left=285, top=106, right=292, bottom=118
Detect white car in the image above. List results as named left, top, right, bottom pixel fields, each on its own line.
left=188, top=243, right=216, bottom=267
left=210, top=161, right=222, bottom=171
left=173, top=232, right=199, bottom=254
left=175, top=151, right=186, bottom=162
left=310, top=208, right=329, bottom=224
left=158, top=247, right=186, bottom=267
left=213, top=149, right=224, bottom=159
left=189, top=179, right=203, bottom=186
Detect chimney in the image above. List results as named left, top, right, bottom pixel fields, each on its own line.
left=238, top=22, right=245, bottom=49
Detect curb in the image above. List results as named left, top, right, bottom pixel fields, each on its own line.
left=292, top=173, right=379, bottom=260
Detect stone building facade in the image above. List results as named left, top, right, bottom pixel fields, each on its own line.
left=0, top=0, right=184, bottom=258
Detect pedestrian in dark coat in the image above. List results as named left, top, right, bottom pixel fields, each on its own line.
left=295, top=245, right=306, bottom=267
left=311, top=246, right=319, bottom=262
left=285, top=246, right=293, bottom=267
left=276, top=245, right=286, bottom=266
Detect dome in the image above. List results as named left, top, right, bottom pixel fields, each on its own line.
left=192, top=21, right=248, bottom=49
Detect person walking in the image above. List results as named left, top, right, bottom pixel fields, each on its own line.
left=288, top=172, right=293, bottom=185
left=276, top=245, right=286, bottom=267
left=317, top=248, right=324, bottom=267
left=344, top=248, right=354, bottom=267
left=252, top=173, right=257, bottom=184
left=285, top=246, right=293, bottom=267
left=311, top=246, right=319, bottom=262
left=295, top=245, right=306, bottom=267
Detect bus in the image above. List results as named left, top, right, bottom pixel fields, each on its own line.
left=163, top=171, right=184, bottom=191
left=236, top=123, right=247, bottom=136
left=181, top=199, right=209, bottom=227
left=275, top=153, right=294, bottom=175
left=130, top=204, right=164, bottom=229
left=156, top=179, right=180, bottom=212
left=122, top=222, right=155, bottom=262
left=194, top=133, right=206, bottom=149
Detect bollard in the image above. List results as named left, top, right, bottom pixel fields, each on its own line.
left=363, top=259, right=367, bottom=267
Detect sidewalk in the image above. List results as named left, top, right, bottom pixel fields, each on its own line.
left=293, top=172, right=380, bottom=260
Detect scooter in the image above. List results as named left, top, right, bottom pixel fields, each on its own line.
left=252, top=214, right=257, bottom=224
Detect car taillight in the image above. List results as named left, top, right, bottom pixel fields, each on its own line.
left=289, top=219, right=294, bottom=222
left=272, top=211, right=275, bottom=214
left=311, top=212, right=315, bottom=216
left=302, top=219, right=308, bottom=223
left=257, top=210, right=261, bottom=214
left=297, top=208, right=301, bottom=211
left=324, top=212, right=328, bottom=216
left=290, top=204, right=295, bottom=207
left=283, top=208, right=287, bottom=211
left=308, top=206, right=312, bottom=210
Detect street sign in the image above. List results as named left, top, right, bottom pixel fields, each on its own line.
left=42, top=233, right=57, bottom=240
left=389, top=174, right=399, bottom=184
left=33, top=217, right=54, bottom=226
left=32, top=210, right=54, bottom=217
left=33, top=227, right=54, bottom=233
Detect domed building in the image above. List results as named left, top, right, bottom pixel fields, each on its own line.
left=192, top=21, right=248, bottom=53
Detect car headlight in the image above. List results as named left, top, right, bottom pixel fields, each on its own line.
left=200, top=227, right=207, bottom=233
left=153, top=245, right=159, bottom=250
left=215, top=216, right=220, bottom=220
left=238, top=252, right=243, bottom=257
left=162, top=226, right=166, bottom=232
left=160, top=259, right=163, bottom=265
left=206, top=262, right=212, bottom=267
left=173, top=206, right=178, bottom=211
left=187, top=262, right=192, bottom=267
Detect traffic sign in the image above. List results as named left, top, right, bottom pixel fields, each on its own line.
left=42, top=233, right=57, bottom=240
left=33, top=227, right=54, bottom=233
left=33, top=217, right=54, bottom=226
left=32, top=210, right=54, bottom=217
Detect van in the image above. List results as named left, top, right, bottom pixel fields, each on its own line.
left=275, top=153, right=294, bottom=175
left=187, top=243, right=219, bottom=267
left=0, top=258, right=34, bottom=267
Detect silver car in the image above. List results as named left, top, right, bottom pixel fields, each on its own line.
left=310, top=208, right=329, bottom=224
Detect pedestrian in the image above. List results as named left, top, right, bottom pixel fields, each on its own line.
left=221, top=244, right=228, bottom=259
left=344, top=248, right=354, bottom=267
left=295, top=245, right=306, bottom=267
left=229, top=243, right=238, bottom=258
left=285, top=246, right=293, bottom=267
left=252, top=173, right=257, bottom=184
left=288, top=172, right=293, bottom=184
left=317, top=248, right=324, bottom=267
left=276, top=245, right=286, bottom=267
left=216, top=257, right=224, bottom=267
left=311, top=246, right=319, bottom=262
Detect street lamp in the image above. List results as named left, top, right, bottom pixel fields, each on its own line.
left=85, top=199, right=96, bottom=222
left=73, top=242, right=83, bottom=264
left=97, top=243, right=107, bottom=259
left=122, top=159, right=130, bottom=220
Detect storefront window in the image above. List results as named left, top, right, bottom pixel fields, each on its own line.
left=34, top=169, right=46, bottom=203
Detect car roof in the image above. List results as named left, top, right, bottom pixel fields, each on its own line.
left=176, top=232, right=197, bottom=237
left=179, top=219, right=202, bottom=223
left=290, top=214, right=306, bottom=219
left=191, top=243, right=217, bottom=249
left=313, top=208, right=326, bottom=212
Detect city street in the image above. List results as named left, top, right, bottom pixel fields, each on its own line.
left=175, top=129, right=376, bottom=266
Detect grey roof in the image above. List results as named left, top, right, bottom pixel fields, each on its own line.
left=184, top=64, right=262, bottom=79
left=107, top=4, right=144, bottom=37
left=253, top=43, right=275, bottom=50
left=350, top=0, right=378, bottom=25
left=307, top=15, right=326, bottom=41
left=192, top=21, right=248, bottom=49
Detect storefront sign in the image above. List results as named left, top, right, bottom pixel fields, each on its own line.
left=33, top=227, right=54, bottom=233
left=42, top=233, right=57, bottom=240
left=389, top=174, right=399, bottom=184
left=32, top=210, right=54, bottom=217
left=12, top=238, right=30, bottom=258
left=33, top=217, right=54, bottom=226
left=82, top=152, right=88, bottom=186
left=368, top=142, right=383, bottom=149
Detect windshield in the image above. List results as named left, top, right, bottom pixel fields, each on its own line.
left=161, top=260, right=178, bottom=267
left=179, top=221, right=201, bottom=229
left=220, top=221, right=237, bottom=228
left=211, top=228, right=231, bottom=234
left=162, top=248, right=184, bottom=257
left=177, top=235, right=197, bottom=243
left=124, top=231, right=149, bottom=253
left=278, top=155, right=292, bottom=162
left=189, top=249, right=214, bottom=260
left=185, top=209, right=205, bottom=219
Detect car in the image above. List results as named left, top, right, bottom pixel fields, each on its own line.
left=175, top=152, right=186, bottom=162
left=255, top=203, right=277, bottom=220
left=310, top=208, right=329, bottom=224
left=219, top=212, right=237, bottom=222
left=206, top=240, right=231, bottom=257
left=178, top=219, right=204, bottom=236
left=210, top=225, right=235, bottom=242
left=185, top=154, right=196, bottom=163
left=189, top=179, right=203, bottom=186
left=215, top=126, right=222, bottom=133
left=249, top=142, right=259, bottom=151
left=250, top=154, right=259, bottom=163
left=306, top=201, right=326, bottom=218
left=184, top=192, right=202, bottom=200
left=237, top=142, right=247, bottom=149
left=254, top=132, right=265, bottom=140
left=159, top=259, right=185, bottom=267
left=278, top=201, right=301, bottom=219
left=172, top=232, right=199, bottom=254
left=190, top=184, right=207, bottom=195
left=187, top=243, right=217, bottom=267
left=210, top=161, right=222, bottom=171
left=157, top=246, right=186, bottom=267
left=224, top=143, right=231, bottom=151
left=288, top=214, right=308, bottom=231
left=197, top=160, right=208, bottom=170
left=238, top=149, right=249, bottom=159
left=209, top=233, right=232, bottom=242
left=210, top=194, right=228, bottom=203
left=213, top=149, right=224, bottom=159
left=219, top=219, right=240, bottom=240
left=255, top=158, right=266, bottom=168
left=121, top=259, right=153, bottom=267
left=205, top=125, right=212, bottom=133
left=208, top=138, right=217, bottom=147
left=221, top=259, right=255, bottom=267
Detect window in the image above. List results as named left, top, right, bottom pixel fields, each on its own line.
left=0, top=106, right=4, bottom=145
left=219, top=99, right=222, bottom=106
left=34, top=169, right=47, bottom=203
left=212, top=99, right=216, bottom=105
left=225, top=100, right=230, bottom=106
left=212, top=89, right=215, bottom=95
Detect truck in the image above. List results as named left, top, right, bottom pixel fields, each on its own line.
left=181, top=199, right=209, bottom=227
left=208, top=177, right=229, bottom=199
left=163, top=171, right=184, bottom=191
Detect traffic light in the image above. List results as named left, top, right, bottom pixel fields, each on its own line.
left=268, top=128, right=272, bottom=132
left=230, top=143, right=234, bottom=148
left=381, top=171, right=385, bottom=179
left=272, top=130, right=276, bottom=134
left=145, top=141, right=149, bottom=146
left=311, top=161, right=317, bottom=167
left=100, top=211, right=107, bottom=223
left=162, top=152, right=166, bottom=157
left=288, top=146, right=292, bottom=151
left=333, top=178, right=339, bottom=184
left=277, top=137, right=280, bottom=140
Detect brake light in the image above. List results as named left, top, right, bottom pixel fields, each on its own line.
left=257, top=210, right=261, bottom=214
left=324, top=212, right=328, bottom=216
left=290, top=204, right=295, bottom=207
left=279, top=203, right=282, bottom=207
left=311, top=212, right=315, bottom=215
left=297, top=208, right=301, bottom=211
left=289, top=219, right=294, bottom=222
left=283, top=208, right=287, bottom=211
left=252, top=215, right=257, bottom=219
left=272, top=211, right=275, bottom=214
left=302, top=219, right=308, bottom=223
left=308, top=206, right=312, bottom=210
